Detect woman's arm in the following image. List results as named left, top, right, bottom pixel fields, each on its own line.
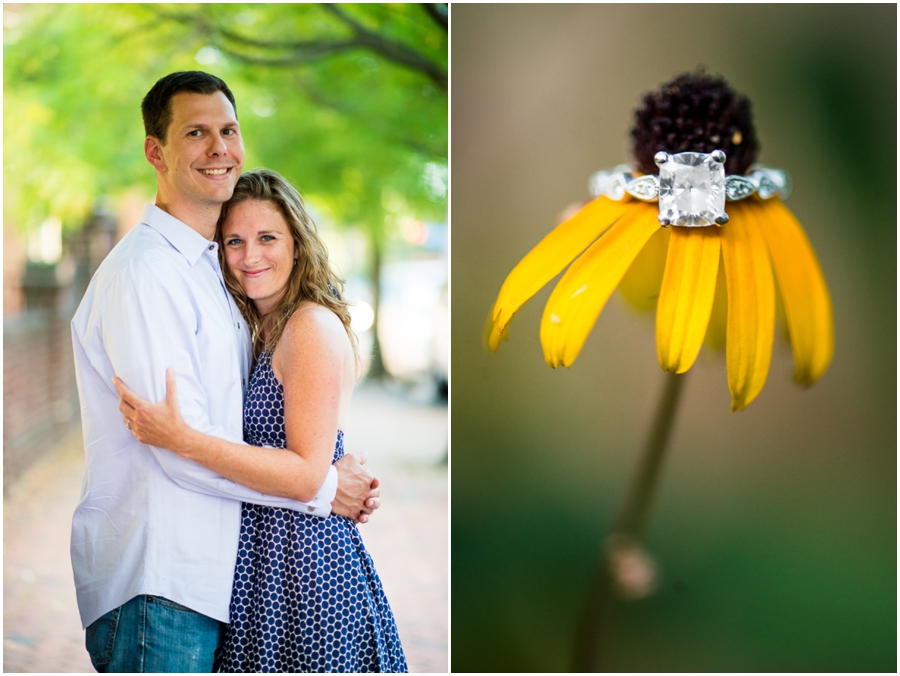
left=274, top=303, right=350, bottom=504
left=116, top=307, right=352, bottom=505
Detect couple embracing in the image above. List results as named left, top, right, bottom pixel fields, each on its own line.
left=71, top=71, right=408, bottom=672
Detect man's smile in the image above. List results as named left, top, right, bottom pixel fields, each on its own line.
left=197, top=167, right=234, bottom=179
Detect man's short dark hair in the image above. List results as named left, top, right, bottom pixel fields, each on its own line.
left=141, top=71, right=237, bottom=144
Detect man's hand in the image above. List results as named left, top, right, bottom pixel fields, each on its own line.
left=331, top=453, right=381, bottom=523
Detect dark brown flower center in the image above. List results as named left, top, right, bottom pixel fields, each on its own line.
left=631, top=71, right=758, bottom=176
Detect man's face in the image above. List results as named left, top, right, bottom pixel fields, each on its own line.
left=152, top=91, right=244, bottom=210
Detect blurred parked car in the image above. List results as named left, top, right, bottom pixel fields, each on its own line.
left=378, top=258, right=448, bottom=395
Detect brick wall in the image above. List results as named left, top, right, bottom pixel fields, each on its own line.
left=4, top=308, right=81, bottom=491
left=3, top=212, right=113, bottom=492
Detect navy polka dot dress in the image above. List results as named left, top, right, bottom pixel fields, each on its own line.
left=221, top=352, right=408, bottom=673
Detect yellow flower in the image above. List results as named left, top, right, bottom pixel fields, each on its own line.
left=489, top=71, right=834, bottom=411
left=488, top=194, right=833, bottom=411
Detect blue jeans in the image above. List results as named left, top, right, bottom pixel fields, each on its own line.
left=85, top=595, right=225, bottom=673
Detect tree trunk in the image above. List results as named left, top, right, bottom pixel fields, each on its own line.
left=367, top=234, right=387, bottom=379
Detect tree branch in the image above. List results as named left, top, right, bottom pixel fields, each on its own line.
left=151, top=8, right=350, bottom=54
left=148, top=6, right=446, bottom=90
left=320, top=4, right=446, bottom=89
left=421, top=4, right=448, bottom=31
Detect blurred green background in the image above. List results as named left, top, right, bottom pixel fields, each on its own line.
left=452, top=4, right=895, bottom=672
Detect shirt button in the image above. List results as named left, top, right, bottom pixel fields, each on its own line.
left=307, top=506, right=315, bottom=512
left=208, top=244, right=214, bottom=250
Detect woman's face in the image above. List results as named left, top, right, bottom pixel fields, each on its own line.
left=221, top=199, right=296, bottom=315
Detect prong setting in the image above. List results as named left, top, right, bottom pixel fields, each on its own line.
left=654, top=151, right=670, bottom=167
left=714, top=214, right=729, bottom=226
left=711, top=149, right=726, bottom=164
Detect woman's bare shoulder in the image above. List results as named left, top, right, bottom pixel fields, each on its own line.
left=278, top=302, right=349, bottom=359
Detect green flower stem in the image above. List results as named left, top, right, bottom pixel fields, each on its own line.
left=572, top=370, right=687, bottom=672
left=613, top=370, right=686, bottom=538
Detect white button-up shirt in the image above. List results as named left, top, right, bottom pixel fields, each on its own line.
left=70, top=204, right=337, bottom=629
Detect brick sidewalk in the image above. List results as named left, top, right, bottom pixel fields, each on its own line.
left=3, top=381, right=448, bottom=673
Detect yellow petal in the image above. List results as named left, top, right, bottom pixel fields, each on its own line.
left=618, top=225, right=671, bottom=313
left=705, top=254, right=728, bottom=352
left=755, top=199, right=834, bottom=385
left=721, top=203, right=776, bottom=411
left=540, top=203, right=660, bottom=367
left=485, top=315, right=508, bottom=352
left=489, top=197, right=629, bottom=348
left=773, top=273, right=790, bottom=344
left=656, top=227, right=721, bottom=374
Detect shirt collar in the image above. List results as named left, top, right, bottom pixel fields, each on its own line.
left=140, top=203, right=217, bottom=266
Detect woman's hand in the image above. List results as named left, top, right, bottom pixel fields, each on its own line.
left=114, top=368, right=194, bottom=455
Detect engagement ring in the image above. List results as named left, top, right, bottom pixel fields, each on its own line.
left=588, top=150, right=790, bottom=227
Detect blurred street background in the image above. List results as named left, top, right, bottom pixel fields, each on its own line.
left=4, top=3, right=447, bottom=672
left=452, top=4, right=895, bottom=673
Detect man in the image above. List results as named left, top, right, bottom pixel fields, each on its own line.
left=71, top=71, right=379, bottom=672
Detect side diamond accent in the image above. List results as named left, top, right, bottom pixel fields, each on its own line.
left=756, top=174, right=778, bottom=199
left=588, top=170, right=612, bottom=198
left=625, top=175, right=659, bottom=200
left=604, top=173, right=630, bottom=200
left=725, top=175, right=757, bottom=201
left=589, top=164, right=635, bottom=199
left=748, top=168, right=791, bottom=200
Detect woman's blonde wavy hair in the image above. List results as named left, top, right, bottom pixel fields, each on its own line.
left=216, top=168, right=359, bottom=366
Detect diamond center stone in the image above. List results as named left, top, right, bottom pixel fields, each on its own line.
left=658, top=152, right=726, bottom=227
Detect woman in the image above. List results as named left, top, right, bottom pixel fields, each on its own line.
left=115, top=169, right=408, bottom=673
